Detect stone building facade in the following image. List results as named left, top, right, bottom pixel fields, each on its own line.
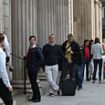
left=73, top=0, right=102, bottom=44
left=0, top=0, right=102, bottom=89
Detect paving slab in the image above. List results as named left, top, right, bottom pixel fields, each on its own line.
left=21, top=81, right=105, bottom=105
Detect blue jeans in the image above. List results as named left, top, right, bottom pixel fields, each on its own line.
left=75, top=64, right=84, bottom=88
left=83, top=59, right=90, bottom=80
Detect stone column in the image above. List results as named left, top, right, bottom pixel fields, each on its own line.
left=91, top=0, right=95, bottom=39
left=98, top=1, right=102, bottom=42
left=94, top=0, right=102, bottom=41
left=3, top=0, right=11, bottom=42
left=73, top=0, right=93, bottom=44
left=0, top=0, right=11, bottom=40
left=68, top=0, right=73, bottom=34
left=0, top=0, right=3, bottom=32
left=11, top=0, right=73, bottom=90
left=73, top=0, right=102, bottom=44
left=37, top=0, right=73, bottom=46
left=11, top=0, right=37, bottom=89
left=95, top=0, right=99, bottom=38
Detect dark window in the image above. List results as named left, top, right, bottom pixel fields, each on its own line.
left=102, top=29, right=105, bottom=38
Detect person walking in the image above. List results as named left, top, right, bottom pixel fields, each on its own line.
left=91, top=38, right=103, bottom=83
left=76, top=46, right=84, bottom=90
left=26, top=35, right=44, bottom=102
left=42, top=34, right=63, bottom=96
left=0, top=33, right=13, bottom=105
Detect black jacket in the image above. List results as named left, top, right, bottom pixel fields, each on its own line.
left=26, top=46, right=44, bottom=71
left=62, top=40, right=82, bottom=65
left=42, top=44, right=64, bottom=66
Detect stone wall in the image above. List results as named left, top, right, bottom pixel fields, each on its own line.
left=37, top=0, right=72, bottom=46
left=0, top=0, right=102, bottom=89
left=3, top=0, right=11, bottom=42
left=0, top=0, right=11, bottom=53
left=0, top=0, right=3, bottom=32
left=11, top=0, right=73, bottom=88
left=11, top=0, right=37, bottom=81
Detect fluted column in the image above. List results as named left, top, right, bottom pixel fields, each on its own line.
left=94, top=0, right=102, bottom=41
left=0, top=0, right=3, bottom=32
left=11, top=0, right=73, bottom=89
left=37, top=0, right=72, bottom=46
left=0, top=0, right=11, bottom=39
left=11, top=0, right=37, bottom=89
left=73, top=0, right=102, bottom=44
left=73, top=0, right=85, bottom=43
left=91, top=0, right=95, bottom=39
left=69, top=0, right=73, bottom=34
left=99, top=2, right=102, bottom=42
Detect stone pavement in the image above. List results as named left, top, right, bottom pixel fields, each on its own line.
left=21, top=81, right=105, bottom=105
left=0, top=81, right=105, bottom=105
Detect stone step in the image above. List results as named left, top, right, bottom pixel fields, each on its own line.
left=38, top=72, right=47, bottom=80
left=13, top=80, right=48, bottom=96
left=0, top=99, right=16, bottom=105
left=0, top=81, right=49, bottom=105
left=26, top=81, right=49, bottom=96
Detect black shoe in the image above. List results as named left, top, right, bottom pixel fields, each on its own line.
left=93, top=80, right=95, bottom=83
left=92, top=77, right=97, bottom=80
left=49, top=93, right=55, bottom=97
left=86, top=78, right=90, bottom=81
left=77, top=86, right=82, bottom=90
left=57, top=90, right=60, bottom=96
left=33, top=99, right=41, bottom=103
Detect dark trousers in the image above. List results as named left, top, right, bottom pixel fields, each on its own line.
left=28, top=70, right=41, bottom=100
left=0, top=79, right=13, bottom=105
left=59, top=62, right=77, bottom=89
left=83, top=60, right=89, bottom=80
left=66, top=63, right=77, bottom=79
left=93, top=59, right=103, bottom=81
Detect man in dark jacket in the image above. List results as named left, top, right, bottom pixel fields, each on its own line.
left=62, top=34, right=81, bottom=80
left=26, top=36, right=44, bottom=102
left=42, top=34, right=63, bottom=96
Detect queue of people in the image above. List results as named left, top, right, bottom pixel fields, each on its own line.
left=82, top=38, right=104, bottom=84
left=0, top=32, right=104, bottom=104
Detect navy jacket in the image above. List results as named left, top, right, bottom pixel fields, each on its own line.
left=26, top=46, right=44, bottom=71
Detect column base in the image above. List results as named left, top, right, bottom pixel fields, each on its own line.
left=12, top=80, right=42, bottom=95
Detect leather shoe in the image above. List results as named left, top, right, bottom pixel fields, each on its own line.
left=33, top=99, right=41, bottom=102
